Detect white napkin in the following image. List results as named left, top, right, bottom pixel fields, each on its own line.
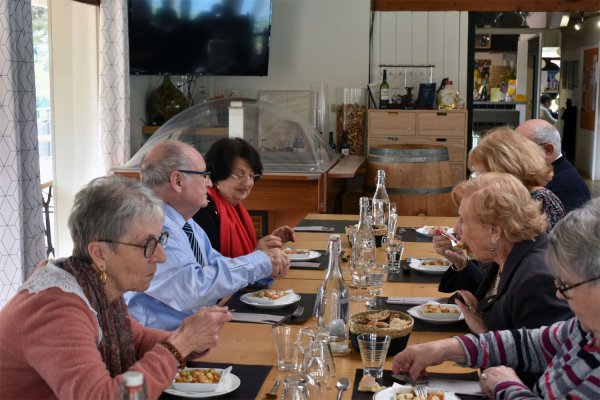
left=230, top=312, right=285, bottom=324
left=293, top=226, right=334, bottom=232
left=428, top=379, right=484, bottom=396
left=290, top=261, right=321, bottom=268
left=386, top=297, right=444, bottom=305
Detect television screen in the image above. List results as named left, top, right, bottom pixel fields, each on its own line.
left=128, top=0, right=272, bottom=76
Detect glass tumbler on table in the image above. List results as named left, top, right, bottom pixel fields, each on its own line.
left=384, top=235, right=404, bottom=273
left=368, top=263, right=387, bottom=297
left=357, top=334, right=391, bottom=379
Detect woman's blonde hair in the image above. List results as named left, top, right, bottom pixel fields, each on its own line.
left=452, top=172, right=547, bottom=242
left=468, top=127, right=553, bottom=188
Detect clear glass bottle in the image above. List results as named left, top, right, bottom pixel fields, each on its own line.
left=313, top=234, right=349, bottom=355
left=372, top=170, right=390, bottom=228
left=116, top=371, right=148, bottom=400
left=353, top=197, right=376, bottom=301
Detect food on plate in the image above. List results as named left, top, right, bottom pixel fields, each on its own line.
left=421, top=259, right=450, bottom=267
left=249, top=289, right=290, bottom=300
left=175, top=368, right=221, bottom=384
left=423, top=304, right=460, bottom=314
left=284, top=247, right=310, bottom=255
left=423, top=225, right=452, bottom=235
left=395, top=389, right=445, bottom=400
left=357, top=375, right=383, bottom=392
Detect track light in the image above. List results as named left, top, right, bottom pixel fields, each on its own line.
left=574, top=21, right=582, bottom=30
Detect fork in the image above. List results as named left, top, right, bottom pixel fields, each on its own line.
left=275, top=306, right=304, bottom=326
left=414, top=385, right=428, bottom=398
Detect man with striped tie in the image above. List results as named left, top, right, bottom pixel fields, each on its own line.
left=126, top=140, right=290, bottom=330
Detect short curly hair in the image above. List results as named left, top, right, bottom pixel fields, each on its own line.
left=452, top=172, right=547, bottom=242
left=469, top=127, right=553, bottom=188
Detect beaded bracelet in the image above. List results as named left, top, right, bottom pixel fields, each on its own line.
left=160, top=340, right=186, bottom=369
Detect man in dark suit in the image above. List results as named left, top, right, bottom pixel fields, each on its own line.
left=516, top=119, right=590, bottom=213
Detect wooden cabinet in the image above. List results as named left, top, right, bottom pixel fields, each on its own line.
left=367, top=109, right=467, bottom=184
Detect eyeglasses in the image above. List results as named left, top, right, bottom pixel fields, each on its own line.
left=99, top=231, right=169, bottom=258
left=178, top=169, right=212, bottom=180
left=555, top=275, right=600, bottom=299
left=230, top=172, right=261, bottom=182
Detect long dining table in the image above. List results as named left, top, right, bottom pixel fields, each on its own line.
left=191, top=213, right=478, bottom=400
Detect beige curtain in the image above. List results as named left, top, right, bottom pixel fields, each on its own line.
left=0, top=0, right=46, bottom=307
left=99, top=0, right=130, bottom=170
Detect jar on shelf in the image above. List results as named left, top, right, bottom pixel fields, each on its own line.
left=335, top=88, right=367, bottom=156
left=147, top=75, right=189, bottom=125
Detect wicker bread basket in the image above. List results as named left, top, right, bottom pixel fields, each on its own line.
left=349, top=310, right=414, bottom=355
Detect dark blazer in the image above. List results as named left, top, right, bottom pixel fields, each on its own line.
left=439, top=234, right=573, bottom=387
left=547, top=156, right=591, bottom=213
left=439, top=234, right=573, bottom=331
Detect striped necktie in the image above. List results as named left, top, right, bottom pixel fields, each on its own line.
left=182, top=222, right=204, bottom=266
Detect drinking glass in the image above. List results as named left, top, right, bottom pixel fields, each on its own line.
left=357, top=334, right=391, bottom=379
left=385, top=235, right=404, bottom=273
left=272, top=325, right=301, bottom=371
left=281, top=374, right=309, bottom=400
left=350, top=260, right=370, bottom=302
left=368, top=263, right=387, bottom=297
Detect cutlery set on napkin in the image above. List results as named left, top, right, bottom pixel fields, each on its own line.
left=230, top=312, right=285, bottom=324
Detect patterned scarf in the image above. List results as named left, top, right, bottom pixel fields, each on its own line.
left=58, top=257, right=136, bottom=377
left=209, top=187, right=256, bottom=257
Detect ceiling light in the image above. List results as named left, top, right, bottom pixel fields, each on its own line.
left=574, top=22, right=582, bottom=30
left=560, top=14, right=570, bottom=27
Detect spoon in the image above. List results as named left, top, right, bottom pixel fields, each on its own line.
left=265, top=378, right=280, bottom=399
left=336, top=377, right=351, bottom=400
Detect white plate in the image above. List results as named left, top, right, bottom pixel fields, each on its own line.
left=240, top=292, right=301, bottom=309
left=165, top=373, right=241, bottom=398
left=373, top=383, right=458, bottom=400
left=409, top=258, right=450, bottom=275
left=288, top=250, right=321, bottom=261
left=415, top=226, right=454, bottom=237
left=407, top=305, right=465, bottom=325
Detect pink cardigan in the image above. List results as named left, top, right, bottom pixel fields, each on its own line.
left=0, top=287, right=177, bottom=399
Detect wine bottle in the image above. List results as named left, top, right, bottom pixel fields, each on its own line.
left=340, top=130, right=350, bottom=156
left=379, top=69, right=389, bottom=109
left=328, top=131, right=336, bottom=151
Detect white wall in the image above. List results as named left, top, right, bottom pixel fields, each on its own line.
left=130, top=0, right=371, bottom=154
left=561, top=18, right=600, bottom=179
left=50, top=0, right=104, bottom=257
left=370, top=11, right=469, bottom=103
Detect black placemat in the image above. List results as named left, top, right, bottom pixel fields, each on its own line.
left=224, top=291, right=316, bottom=324
left=296, top=219, right=356, bottom=234
left=398, top=227, right=434, bottom=243
left=161, top=362, right=272, bottom=399
left=291, top=251, right=328, bottom=270
left=371, top=297, right=469, bottom=333
left=386, top=260, right=442, bottom=284
left=351, top=369, right=485, bottom=400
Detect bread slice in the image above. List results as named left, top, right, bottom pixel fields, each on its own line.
left=357, top=375, right=383, bottom=392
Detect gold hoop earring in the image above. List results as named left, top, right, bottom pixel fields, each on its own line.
left=99, top=270, right=107, bottom=285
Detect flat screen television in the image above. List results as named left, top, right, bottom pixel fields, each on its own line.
left=128, top=0, right=272, bottom=76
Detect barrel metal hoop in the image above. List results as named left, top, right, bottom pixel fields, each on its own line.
left=365, top=185, right=453, bottom=196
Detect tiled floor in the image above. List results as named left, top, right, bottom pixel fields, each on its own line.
left=584, top=179, right=600, bottom=199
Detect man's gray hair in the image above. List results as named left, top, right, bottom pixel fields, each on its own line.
left=140, top=140, right=196, bottom=188
left=547, top=197, right=600, bottom=284
left=529, top=123, right=562, bottom=157
left=68, top=176, right=164, bottom=261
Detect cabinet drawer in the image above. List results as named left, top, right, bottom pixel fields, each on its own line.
left=368, top=110, right=417, bottom=136
left=369, top=136, right=465, bottom=165
left=418, top=111, right=466, bottom=137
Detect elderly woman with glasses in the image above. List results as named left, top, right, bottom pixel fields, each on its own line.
left=394, top=197, right=600, bottom=399
left=0, top=176, right=231, bottom=399
left=193, top=138, right=295, bottom=284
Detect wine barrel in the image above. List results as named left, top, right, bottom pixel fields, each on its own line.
left=365, top=144, right=456, bottom=216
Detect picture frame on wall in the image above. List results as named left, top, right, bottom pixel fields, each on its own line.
left=475, top=34, right=491, bottom=49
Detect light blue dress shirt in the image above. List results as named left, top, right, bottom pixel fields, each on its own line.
left=125, top=204, right=272, bottom=330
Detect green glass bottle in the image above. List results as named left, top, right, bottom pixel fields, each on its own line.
left=379, top=69, right=390, bottom=109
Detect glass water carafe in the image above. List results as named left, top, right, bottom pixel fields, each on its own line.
left=372, top=170, right=390, bottom=229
